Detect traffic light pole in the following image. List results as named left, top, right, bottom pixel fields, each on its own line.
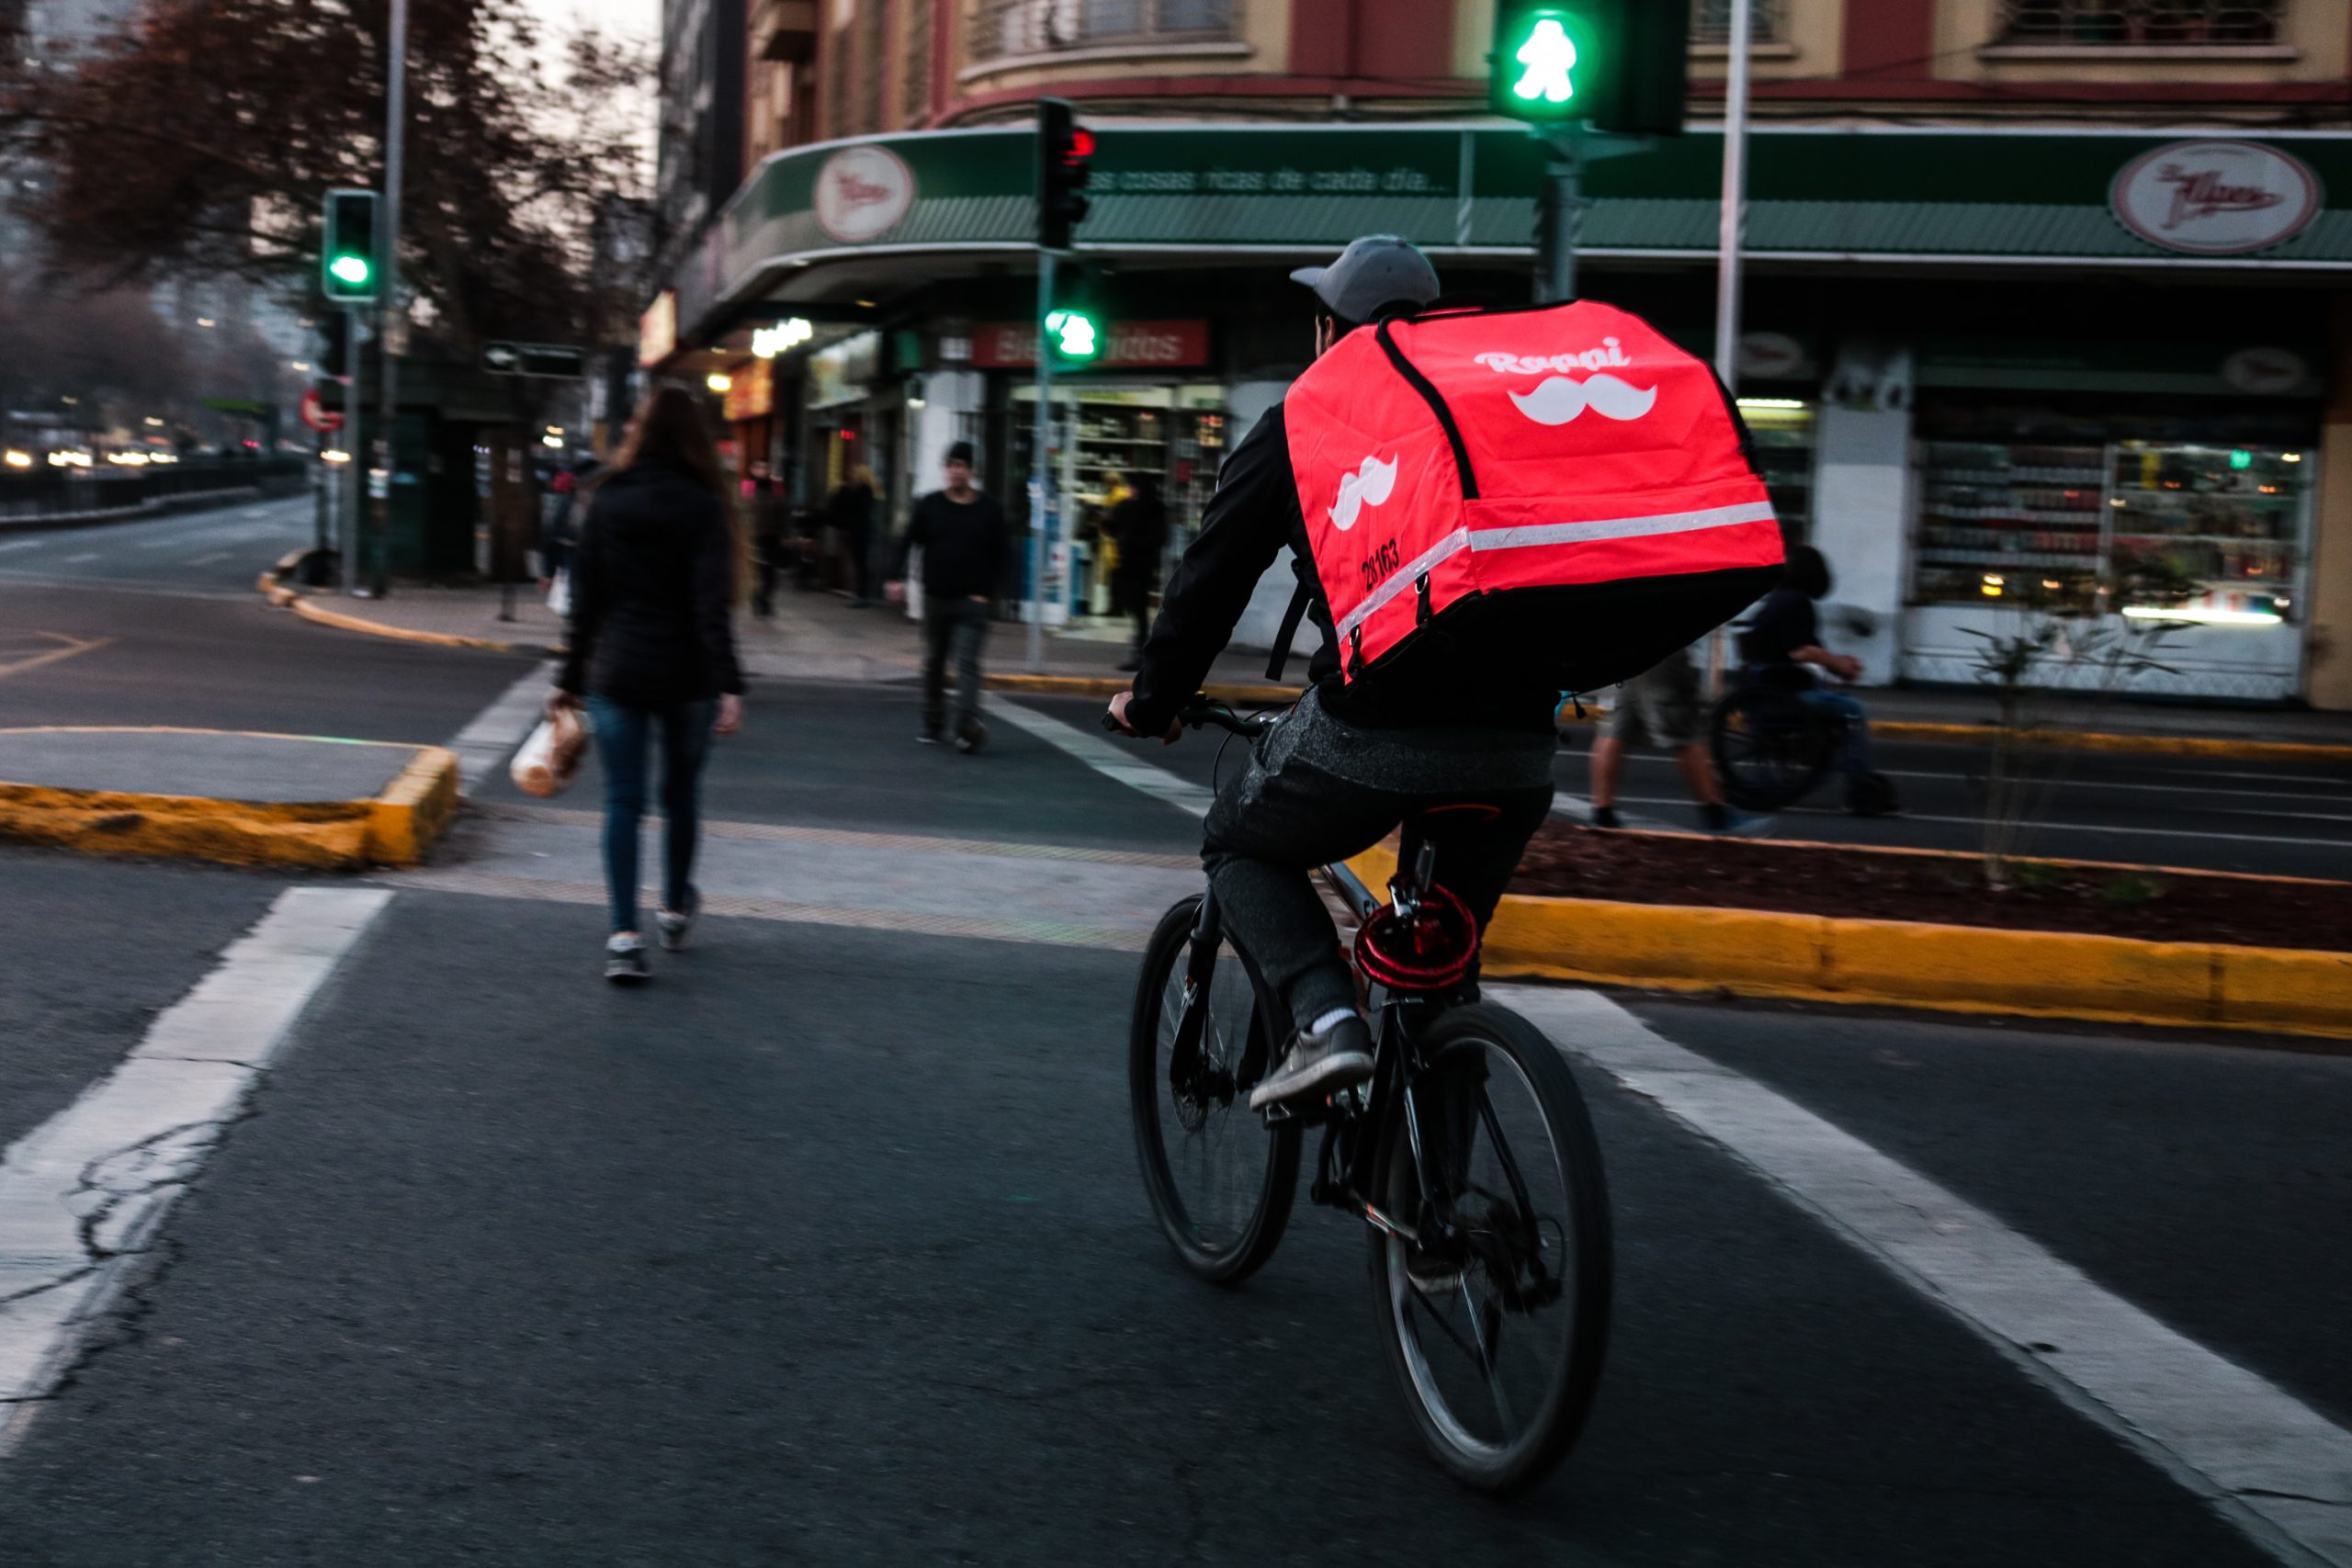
left=1026, top=249, right=1057, bottom=672
left=341, top=305, right=363, bottom=581
left=1533, top=124, right=1585, bottom=305
left=368, top=0, right=409, bottom=600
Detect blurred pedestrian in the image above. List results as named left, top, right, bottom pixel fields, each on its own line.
left=537, top=455, right=594, bottom=607
left=886, top=440, right=1008, bottom=753
left=1109, top=472, right=1168, bottom=671
left=1588, top=642, right=1736, bottom=831
left=551, top=387, right=747, bottom=983
left=828, top=462, right=878, bottom=605
left=749, top=471, right=786, bottom=619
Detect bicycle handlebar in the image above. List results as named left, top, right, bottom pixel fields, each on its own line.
left=1098, top=696, right=1280, bottom=739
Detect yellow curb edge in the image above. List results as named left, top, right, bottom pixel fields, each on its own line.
left=0, top=738, right=462, bottom=872
left=1347, top=846, right=2352, bottom=1042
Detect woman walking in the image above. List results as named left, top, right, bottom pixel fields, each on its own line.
left=552, top=387, right=746, bottom=982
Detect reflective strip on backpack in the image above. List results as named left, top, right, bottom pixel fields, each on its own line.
left=1332, top=500, right=1777, bottom=643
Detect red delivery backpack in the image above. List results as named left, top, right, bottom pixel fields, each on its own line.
left=1280, top=299, right=1786, bottom=698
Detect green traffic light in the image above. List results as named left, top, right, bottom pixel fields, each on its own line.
left=1046, top=310, right=1099, bottom=359
left=1512, top=16, right=1577, bottom=105
left=329, top=254, right=371, bottom=287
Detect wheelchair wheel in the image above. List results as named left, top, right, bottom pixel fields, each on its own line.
left=1711, top=686, right=1834, bottom=813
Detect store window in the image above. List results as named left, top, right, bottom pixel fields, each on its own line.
left=1735, top=396, right=1815, bottom=545
left=1912, top=402, right=2311, bottom=622
left=969, top=0, right=1237, bottom=61
left=1012, top=385, right=1227, bottom=615
left=1996, top=0, right=2284, bottom=47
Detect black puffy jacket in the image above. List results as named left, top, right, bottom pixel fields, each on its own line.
left=557, top=460, right=744, bottom=705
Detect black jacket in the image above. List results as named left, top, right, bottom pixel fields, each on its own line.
left=1127, top=401, right=1562, bottom=739
left=1110, top=491, right=1169, bottom=581
left=896, top=489, right=1009, bottom=601
left=557, top=461, right=744, bottom=705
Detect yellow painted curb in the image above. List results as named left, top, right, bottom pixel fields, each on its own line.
left=0, top=728, right=461, bottom=871
left=288, top=594, right=526, bottom=652
left=1866, top=719, right=2352, bottom=763
left=1347, top=845, right=2352, bottom=1041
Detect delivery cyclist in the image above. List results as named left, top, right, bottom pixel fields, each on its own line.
left=1106, top=238, right=1566, bottom=1111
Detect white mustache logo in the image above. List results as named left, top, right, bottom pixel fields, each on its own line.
left=1328, top=453, right=1397, bottom=533
left=1508, top=373, right=1657, bottom=427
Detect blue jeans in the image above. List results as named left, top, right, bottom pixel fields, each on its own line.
left=585, top=695, right=717, bottom=934
left=1797, top=690, right=1871, bottom=776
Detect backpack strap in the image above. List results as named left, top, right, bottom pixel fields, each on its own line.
left=1264, top=578, right=1313, bottom=682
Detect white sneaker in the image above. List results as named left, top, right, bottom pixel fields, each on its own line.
left=1249, top=1015, right=1374, bottom=1111
left=605, top=932, right=650, bottom=983
left=656, top=896, right=698, bottom=952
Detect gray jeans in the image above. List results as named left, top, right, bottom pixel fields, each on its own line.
left=923, top=596, right=988, bottom=736
left=1201, top=689, right=1556, bottom=1030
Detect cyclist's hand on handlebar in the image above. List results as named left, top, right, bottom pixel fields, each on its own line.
left=1104, top=691, right=1181, bottom=745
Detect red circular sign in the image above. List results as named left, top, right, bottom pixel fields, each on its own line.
left=300, top=387, right=345, bottom=433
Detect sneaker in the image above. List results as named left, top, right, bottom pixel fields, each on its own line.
left=1249, top=1014, right=1374, bottom=1111
left=604, top=932, right=650, bottom=984
left=655, top=893, right=698, bottom=952
left=956, top=717, right=987, bottom=755
left=1589, top=805, right=1623, bottom=830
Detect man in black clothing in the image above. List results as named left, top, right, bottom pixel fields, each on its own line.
left=1106, top=236, right=1563, bottom=1111
left=1739, top=544, right=1887, bottom=814
left=888, top=441, right=1009, bottom=753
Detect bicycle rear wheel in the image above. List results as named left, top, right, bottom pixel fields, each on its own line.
left=1368, top=1003, right=1611, bottom=1493
left=1130, top=897, right=1301, bottom=1283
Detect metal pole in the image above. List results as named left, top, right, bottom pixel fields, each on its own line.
left=1706, top=0, right=1756, bottom=698
left=1533, top=124, right=1582, bottom=305
left=1026, top=248, right=1056, bottom=672
left=341, top=305, right=362, bottom=584
left=370, top=0, right=408, bottom=599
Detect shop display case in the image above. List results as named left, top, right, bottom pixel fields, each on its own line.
left=1736, top=399, right=1816, bottom=545
left=1913, top=439, right=2108, bottom=611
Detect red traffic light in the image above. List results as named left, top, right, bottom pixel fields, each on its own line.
left=1067, top=129, right=1095, bottom=163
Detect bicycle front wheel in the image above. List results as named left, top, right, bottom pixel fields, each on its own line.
left=1369, top=1003, right=1611, bottom=1493
left=1130, top=896, right=1301, bottom=1284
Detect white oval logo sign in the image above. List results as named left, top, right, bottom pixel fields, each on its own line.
left=2219, top=346, right=2311, bottom=397
left=814, top=145, right=915, bottom=244
left=2110, top=140, right=2323, bottom=255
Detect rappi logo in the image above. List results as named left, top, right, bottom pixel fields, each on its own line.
left=1329, top=453, right=1396, bottom=533
left=1476, top=339, right=1657, bottom=428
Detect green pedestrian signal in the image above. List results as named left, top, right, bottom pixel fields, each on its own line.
left=1046, top=310, right=1099, bottom=362
left=321, top=187, right=381, bottom=306
left=1512, top=17, right=1577, bottom=106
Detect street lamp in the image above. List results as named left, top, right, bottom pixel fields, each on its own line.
left=706, top=372, right=732, bottom=394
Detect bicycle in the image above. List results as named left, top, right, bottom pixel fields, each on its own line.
left=1122, top=698, right=1612, bottom=1494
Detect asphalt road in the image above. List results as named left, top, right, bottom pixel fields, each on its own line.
left=2, top=672, right=2347, bottom=1565
left=1014, top=694, right=2352, bottom=881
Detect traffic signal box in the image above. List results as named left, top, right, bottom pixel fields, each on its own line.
left=321, top=188, right=381, bottom=306
left=1489, top=0, right=1688, bottom=137
left=1036, top=97, right=1094, bottom=251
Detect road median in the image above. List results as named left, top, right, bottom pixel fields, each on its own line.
left=1349, top=843, right=2352, bottom=1041
left=0, top=727, right=459, bottom=871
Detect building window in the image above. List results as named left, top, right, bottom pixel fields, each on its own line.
left=1996, top=0, right=2284, bottom=46
left=970, top=0, right=1237, bottom=61
left=824, top=21, right=849, bottom=138
left=1690, top=0, right=1786, bottom=46
left=903, top=0, right=934, bottom=124
left=858, top=0, right=887, bottom=130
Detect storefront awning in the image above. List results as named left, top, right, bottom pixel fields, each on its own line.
left=692, top=124, right=2352, bottom=344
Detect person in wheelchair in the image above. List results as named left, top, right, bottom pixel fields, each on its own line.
left=1737, top=545, right=1898, bottom=818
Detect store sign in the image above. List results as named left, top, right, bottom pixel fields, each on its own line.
left=724, top=359, right=775, bottom=422
left=2110, top=141, right=2324, bottom=255
left=972, top=320, right=1210, bottom=370
left=814, top=145, right=916, bottom=243
left=2218, top=346, right=2312, bottom=397
left=638, top=289, right=677, bottom=367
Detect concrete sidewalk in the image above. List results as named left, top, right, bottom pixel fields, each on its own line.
left=0, top=727, right=458, bottom=869
left=266, top=576, right=2352, bottom=749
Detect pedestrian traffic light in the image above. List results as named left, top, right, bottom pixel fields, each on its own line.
left=1036, top=97, right=1093, bottom=252
left=1489, top=0, right=1686, bottom=136
left=1045, top=309, right=1101, bottom=366
left=321, top=188, right=380, bottom=306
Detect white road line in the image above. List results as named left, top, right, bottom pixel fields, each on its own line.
left=183, top=551, right=231, bottom=566
left=0, top=541, right=40, bottom=554
left=1500, top=984, right=2352, bottom=1568
left=1601, top=794, right=2352, bottom=850
left=0, top=887, right=392, bottom=1460
left=59, top=552, right=98, bottom=565
left=984, top=694, right=1219, bottom=819
left=447, top=661, right=560, bottom=791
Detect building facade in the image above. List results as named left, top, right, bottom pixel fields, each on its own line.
left=644, top=0, right=2352, bottom=708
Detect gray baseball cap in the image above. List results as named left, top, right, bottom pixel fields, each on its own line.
left=1290, top=235, right=1441, bottom=325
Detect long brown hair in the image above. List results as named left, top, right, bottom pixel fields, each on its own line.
left=609, top=384, right=747, bottom=598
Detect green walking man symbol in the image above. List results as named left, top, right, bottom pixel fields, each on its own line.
left=1513, top=17, right=1577, bottom=106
